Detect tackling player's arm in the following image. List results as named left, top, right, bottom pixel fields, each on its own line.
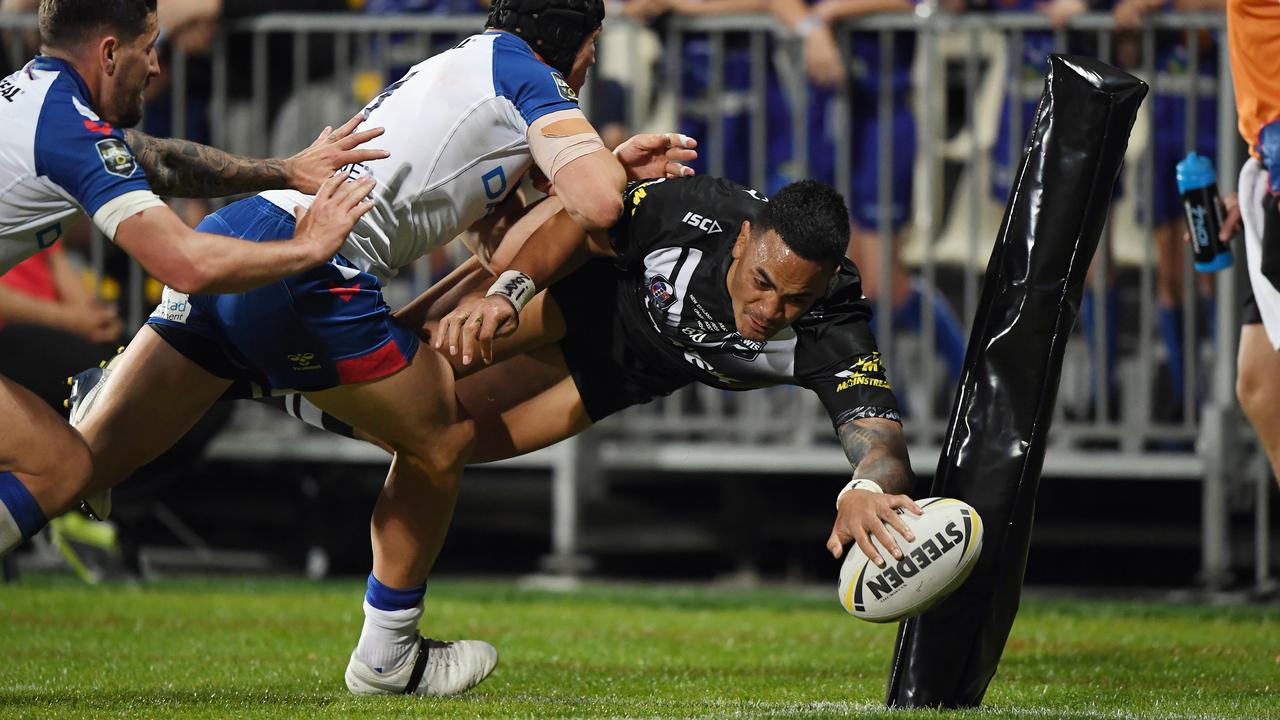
left=113, top=172, right=376, bottom=294
left=528, top=109, right=625, bottom=231
left=123, top=113, right=388, bottom=198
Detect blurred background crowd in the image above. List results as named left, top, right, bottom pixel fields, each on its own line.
left=0, top=1, right=1264, bottom=590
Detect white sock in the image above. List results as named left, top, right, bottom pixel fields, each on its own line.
left=355, top=600, right=423, bottom=675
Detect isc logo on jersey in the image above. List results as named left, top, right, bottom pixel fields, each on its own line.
left=681, top=211, right=722, bottom=234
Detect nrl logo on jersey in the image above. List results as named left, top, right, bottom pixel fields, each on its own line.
left=552, top=72, right=578, bottom=103
left=95, top=138, right=136, bottom=178
left=648, top=275, right=677, bottom=311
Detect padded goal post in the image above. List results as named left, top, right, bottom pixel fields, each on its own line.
left=885, top=55, right=1148, bottom=709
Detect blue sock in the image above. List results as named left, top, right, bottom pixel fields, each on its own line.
left=1156, top=305, right=1186, bottom=403
left=1203, top=297, right=1217, bottom=344
left=891, top=282, right=966, bottom=381
left=365, top=573, right=426, bottom=611
left=0, top=471, right=47, bottom=544
left=928, top=291, right=968, bottom=381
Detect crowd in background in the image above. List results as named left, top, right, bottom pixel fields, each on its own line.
left=0, top=0, right=1232, bottom=430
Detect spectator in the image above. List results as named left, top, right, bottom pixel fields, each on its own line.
left=1115, top=0, right=1221, bottom=421
left=774, top=0, right=968, bottom=388
left=0, top=248, right=121, bottom=412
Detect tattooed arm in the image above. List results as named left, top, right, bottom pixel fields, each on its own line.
left=826, top=416, right=923, bottom=565
left=122, top=113, right=388, bottom=199
left=836, top=417, right=913, bottom=495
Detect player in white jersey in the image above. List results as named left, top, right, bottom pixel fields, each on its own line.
left=59, top=0, right=695, bottom=698
left=0, top=0, right=383, bottom=561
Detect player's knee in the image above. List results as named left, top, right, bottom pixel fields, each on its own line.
left=1236, top=352, right=1275, bottom=426
left=396, top=421, right=475, bottom=485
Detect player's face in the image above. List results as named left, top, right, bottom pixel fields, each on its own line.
left=102, top=15, right=160, bottom=128
left=565, top=29, right=600, bottom=93
left=727, top=223, right=833, bottom=342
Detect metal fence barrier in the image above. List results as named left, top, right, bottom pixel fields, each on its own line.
left=0, top=11, right=1271, bottom=590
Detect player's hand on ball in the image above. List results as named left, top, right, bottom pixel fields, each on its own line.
left=286, top=113, right=390, bottom=195
left=435, top=295, right=519, bottom=366
left=827, top=490, right=923, bottom=568
left=292, top=171, right=377, bottom=263
left=614, top=133, right=697, bottom=181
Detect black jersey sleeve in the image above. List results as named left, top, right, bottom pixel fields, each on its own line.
left=793, top=261, right=902, bottom=429
left=609, top=175, right=766, bottom=268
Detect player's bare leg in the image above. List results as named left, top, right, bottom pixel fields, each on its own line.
left=73, top=327, right=232, bottom=503
left=1237, top=323, right=1280, bottom=488
left=302, top=343, right=499, bottom=696
left=0, top=376, right=92, bottom=555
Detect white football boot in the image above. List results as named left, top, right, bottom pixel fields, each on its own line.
left=345, top=636, right=498, bottom=697
left=66, top=348, right=123, bottom=521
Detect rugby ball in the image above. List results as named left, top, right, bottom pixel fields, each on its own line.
left=837, top=497, right=984, bottom=623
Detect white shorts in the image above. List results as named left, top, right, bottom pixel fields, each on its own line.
left=1240, top=158, right=1280, bottom=348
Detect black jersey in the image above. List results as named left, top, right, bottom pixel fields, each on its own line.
left=573, top=175, right=899, bottom=428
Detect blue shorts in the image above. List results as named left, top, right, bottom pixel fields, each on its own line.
left=805, top=90, right=915, bottom=230
left=146, top=196, right=419, bottom=394
left=1149, top=93, right=1218, bottom=227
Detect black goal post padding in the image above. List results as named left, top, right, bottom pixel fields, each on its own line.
left=885, top=55, right=1148, bottom=709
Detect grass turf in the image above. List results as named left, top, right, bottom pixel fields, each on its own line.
left=0, top=576, right=1276, bottom=719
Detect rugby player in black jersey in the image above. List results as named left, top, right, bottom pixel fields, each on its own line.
left=292, top=175, right=925, bottom=570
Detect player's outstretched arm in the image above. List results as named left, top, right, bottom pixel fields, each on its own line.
left=124, top=113, right=388, bottom=198
left=827, top=417, right=922, bottom=567
left=114, top=173, right=375, bottom=294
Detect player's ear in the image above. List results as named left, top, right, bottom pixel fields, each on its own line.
left=733, top=221, right=751, bottom=260
left=99, top=36, right=118, bottom=76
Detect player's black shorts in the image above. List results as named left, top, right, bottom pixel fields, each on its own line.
left=1243, top=289, right=1263, bottom=326
left=548, top=259, right=692, bottom=422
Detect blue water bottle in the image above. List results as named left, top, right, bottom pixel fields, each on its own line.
left=1176, top=152, right=1232, bottom=273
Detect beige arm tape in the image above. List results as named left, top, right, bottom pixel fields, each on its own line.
left=94, top=190, right=168, bottom=241
left=528, top=109, right=606, bottom=182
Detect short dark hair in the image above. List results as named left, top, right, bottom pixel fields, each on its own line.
left=39, top=0, right=157, bottom=49
left=755, top=180, right=850, bottom=267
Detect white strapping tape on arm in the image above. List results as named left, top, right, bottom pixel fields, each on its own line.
left=94, top=190, right=168, bottom=241
left=486, top=270, right=537, bottom=313
left=528, top=109, right=606, bottom=182
left=835, top=478, right=884, bottom=510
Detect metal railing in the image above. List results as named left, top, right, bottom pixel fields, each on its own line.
left=0, top=11, right=1270, bottom=589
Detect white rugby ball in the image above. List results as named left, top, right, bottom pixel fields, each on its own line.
left=837, top=497, right=984, bottom=623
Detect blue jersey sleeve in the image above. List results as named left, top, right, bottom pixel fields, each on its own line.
left=491, top=33, right=581, bottom=126
left=34, top=89, right=152, bottom=216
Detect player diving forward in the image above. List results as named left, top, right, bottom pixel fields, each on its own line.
left=274, top=175, right=928, bottom=674
left=60, top=0, right=697, bottom=698
left=0, top=0, right=383, bottom=558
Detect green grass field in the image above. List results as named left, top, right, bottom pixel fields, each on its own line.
left=1, top=576, right=1276, bottom=719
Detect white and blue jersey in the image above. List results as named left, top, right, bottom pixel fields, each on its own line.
left=149, top=30, right=583, bottom=393
left=0, top=56, right=164, bottom=277
left=260, top=30, right=580, bottom=283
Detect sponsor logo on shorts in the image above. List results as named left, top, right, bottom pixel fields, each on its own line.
left=288, top=352, right=322, bottom=371
left=552, top=72, right=578, bottom=103
left=96, top=138, right=136, bottom=178
left=648, top=274, right=677, bottom=311
left=681, top=211, right=722, bottom=234
left=150, top=287, right=192, bottom=324
left=835, top=353, right=892, bottom=392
